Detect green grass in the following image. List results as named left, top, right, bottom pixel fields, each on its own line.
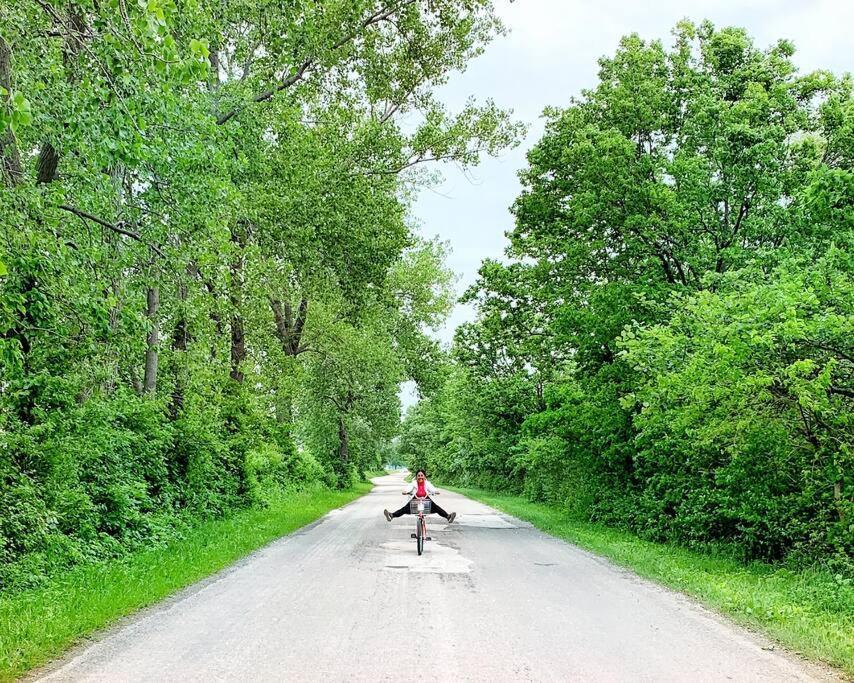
left=451, top=486, right=854, bottom=677
left=0, top=484, right=370, bottom=682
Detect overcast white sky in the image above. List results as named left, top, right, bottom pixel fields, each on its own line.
left=401, top=0, right=853, bottom=408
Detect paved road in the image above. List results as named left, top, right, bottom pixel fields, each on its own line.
left=38, top=472, right=836, bottom=682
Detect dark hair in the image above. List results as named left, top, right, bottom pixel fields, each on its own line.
left=415, top=469, right=426, bottom=477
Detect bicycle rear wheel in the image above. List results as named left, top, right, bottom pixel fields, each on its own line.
left=416, top=516, right=424, bottom=555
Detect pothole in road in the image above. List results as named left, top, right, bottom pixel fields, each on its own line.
left=380, top=541, right=473, bottom=574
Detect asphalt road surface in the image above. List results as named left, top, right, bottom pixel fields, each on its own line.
left=37, top=472, right=837, bottom=682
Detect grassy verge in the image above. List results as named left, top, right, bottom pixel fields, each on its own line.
left=0, top=483, right=371, bottom=682
left=451, top=486, right=853, bottom=676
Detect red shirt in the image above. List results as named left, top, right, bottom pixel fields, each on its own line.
left=416, top=481, right=427, bottom=497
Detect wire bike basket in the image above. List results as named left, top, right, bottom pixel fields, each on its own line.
left=409, top=498, right=432, bottom=514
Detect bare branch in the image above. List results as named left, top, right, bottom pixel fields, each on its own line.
left=324, top=394, right=345, bottom=411
left=58, top=204, right=166, bottom=257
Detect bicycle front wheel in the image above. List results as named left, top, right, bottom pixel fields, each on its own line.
left=416, top=516, right=424, bottom=555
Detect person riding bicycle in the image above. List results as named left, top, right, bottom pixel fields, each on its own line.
left=384, top=470, right=456, bottom=524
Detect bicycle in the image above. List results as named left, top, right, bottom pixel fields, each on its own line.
left=408, top=496, right=432, bottom=555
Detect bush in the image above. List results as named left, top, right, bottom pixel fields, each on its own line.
left=244, top=443, right=328, bottom=506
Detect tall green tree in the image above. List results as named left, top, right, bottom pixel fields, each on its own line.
left=420, top=21, right=852, bottom=566
left=0, top=0, right=521, bottom=589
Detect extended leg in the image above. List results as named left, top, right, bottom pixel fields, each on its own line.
left=428, top=498, right=449, bottom=519
left=390, top=501, right=411, bottom=518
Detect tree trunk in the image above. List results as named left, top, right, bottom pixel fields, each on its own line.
left=173, top=284, right=189, bottom=353
left=187, top=261, right=224, bottom=357
left=143, top=286, right=159, bottom=394
left=208, top=49, right=221, bottom=91
left=36, top=7, right=86, bottom=185
left=0, top=36, right=23, bottom=186
left=270, top=296, right=309, bottom=356
left=36, top=144, right=60, bottom=185
left=229, top=224, right=247, bottom=383
left=169, top=280, right=189, bottom=418
left=230, top=314, right=245, bottom=382
left=338, top=416, right=350, bottom=465
left=130, top=371, right=143, bottom=395
left=3, top=276, right=35, bottom=423
left=104, top=165, right=125, bottom=393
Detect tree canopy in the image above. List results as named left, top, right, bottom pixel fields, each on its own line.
left=401, top=21, right=853, bottom=569
left=0, top=0, right=521, bottom=589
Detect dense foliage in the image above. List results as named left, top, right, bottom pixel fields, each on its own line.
left=402, top=22, right=853, bottom=569
left=0, top=0, right=521, bottom=590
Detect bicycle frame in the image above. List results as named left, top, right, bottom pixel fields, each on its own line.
left=409, top=497, right=432, bottom=555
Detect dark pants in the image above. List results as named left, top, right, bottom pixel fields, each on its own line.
left=391, top=497, right=449, bottom=519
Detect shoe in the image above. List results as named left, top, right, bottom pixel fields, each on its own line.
left=447, top=512, right=456, bottom=524
left=384, top=509, right=392, bottom=522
